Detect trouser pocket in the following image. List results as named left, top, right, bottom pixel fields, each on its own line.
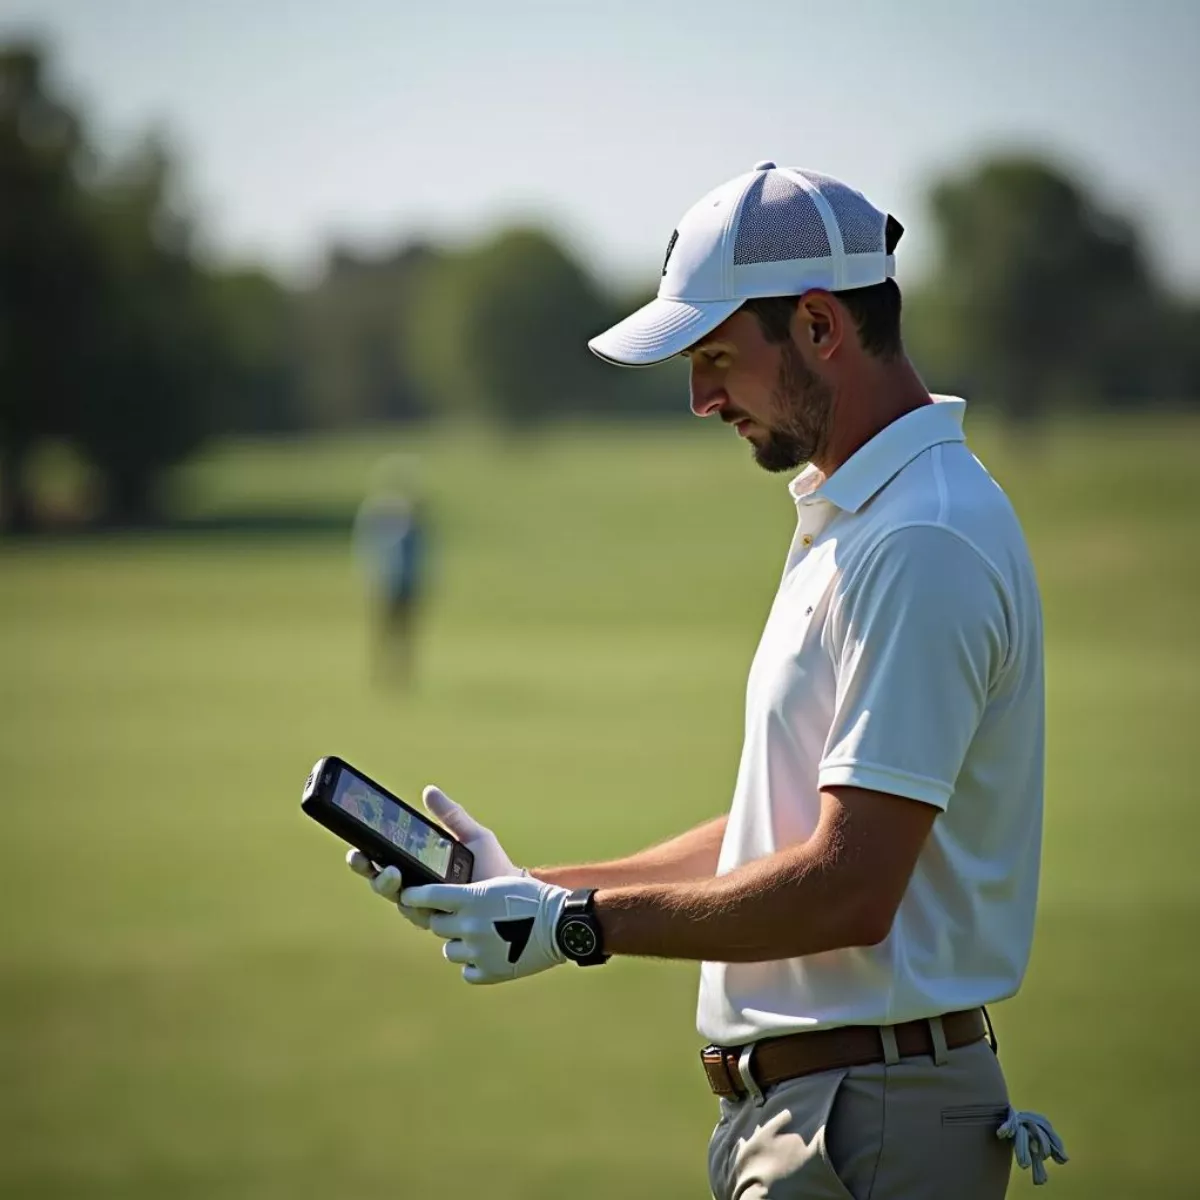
left=941, top=1103, right=1010, bottom=1128
left=939, top=1104, right=1012, bottom=1200
left=714, top=1069, right=856, bottom=1200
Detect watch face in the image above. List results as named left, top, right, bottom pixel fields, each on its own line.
left=560, top=918, right=598, bottom=959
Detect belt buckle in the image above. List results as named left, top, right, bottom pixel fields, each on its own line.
left=702, top=1042, right=766, bottom=1106
left=701, top=1045, right=736, bottom=1098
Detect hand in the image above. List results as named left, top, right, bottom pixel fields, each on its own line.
left=346, top=785, right=524, bottom=930
left=401, top=875, right=570, bottom=985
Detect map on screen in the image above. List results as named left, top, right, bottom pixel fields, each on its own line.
left=331, top=771, right=453, bottom=878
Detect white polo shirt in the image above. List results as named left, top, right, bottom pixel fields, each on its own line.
left=697, top=397, right=1045, bottom=1044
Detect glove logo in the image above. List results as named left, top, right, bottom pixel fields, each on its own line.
left=493, top=917, right=535, bottom=963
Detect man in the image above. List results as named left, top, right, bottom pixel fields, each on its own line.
left=353, top=454, right=427, bottom=688
left=347, top=162, right=1066, bottom=1196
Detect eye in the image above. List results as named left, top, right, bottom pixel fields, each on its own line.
left=707, top=350, right=732, bottom=370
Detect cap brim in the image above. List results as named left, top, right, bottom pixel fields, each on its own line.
left=588, top=296, right=742, bottom=367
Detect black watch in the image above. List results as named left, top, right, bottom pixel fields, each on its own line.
left=555, top=888, right=610, bottom=966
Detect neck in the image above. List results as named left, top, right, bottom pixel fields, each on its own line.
left=812, top=355, right=931, bottom=478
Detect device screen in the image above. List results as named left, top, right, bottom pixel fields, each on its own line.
left=331, top=767, right=454, bottom=879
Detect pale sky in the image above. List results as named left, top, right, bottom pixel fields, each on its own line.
left=3, top=0, right=1197, bottom=294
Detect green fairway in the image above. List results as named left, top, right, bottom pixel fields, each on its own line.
left=2, top=414, right=1197, bottom=1198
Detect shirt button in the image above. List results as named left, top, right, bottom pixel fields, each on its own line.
left=801, top=534, right=813, bottom=547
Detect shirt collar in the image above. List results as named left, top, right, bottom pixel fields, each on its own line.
left=788, top=395, right=967, bottom=513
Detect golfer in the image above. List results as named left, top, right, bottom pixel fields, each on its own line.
left=348, top=162, right=1066, bottom=1197
left=353, top=455, right=427, bottom=688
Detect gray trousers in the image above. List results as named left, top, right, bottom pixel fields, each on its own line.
left=707, top=1032, right=1013, bottom=1199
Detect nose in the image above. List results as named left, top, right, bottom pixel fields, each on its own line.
left=689, top=362, right=726, bottom=418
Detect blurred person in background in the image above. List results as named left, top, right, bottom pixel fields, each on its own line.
left=353, top=454, right=428, bottom=688
left=347, top=164, right=1066, bottom=1197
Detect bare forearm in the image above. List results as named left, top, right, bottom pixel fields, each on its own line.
left=591, top=788, right=934, bottom=963
left=531, top=815, right=727, bottom=890
left=593, top=843, right=882, bottom=962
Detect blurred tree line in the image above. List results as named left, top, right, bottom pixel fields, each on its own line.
left=2, top=41, right=1198, bottom=531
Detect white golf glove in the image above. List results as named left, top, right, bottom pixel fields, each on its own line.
left=997, top=1107, right=1069, bottom=1185
left=401, top=875, right=570, bottom=985
left=346, top=785, right=525, bottom=930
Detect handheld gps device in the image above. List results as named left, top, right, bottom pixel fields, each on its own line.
left=301, top=756, right=473, bottom=888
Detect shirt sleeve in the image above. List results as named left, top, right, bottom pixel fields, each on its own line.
left=818, top=523, right=1012, bottom=809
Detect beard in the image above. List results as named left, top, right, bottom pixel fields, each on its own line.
left=749, top=342, right=834, bottom=473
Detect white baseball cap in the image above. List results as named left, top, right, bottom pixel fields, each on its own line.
left=588, top=161, right=897, bottom=367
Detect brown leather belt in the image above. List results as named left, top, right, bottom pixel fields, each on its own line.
left=701, top=1008, right=988, bottom=1100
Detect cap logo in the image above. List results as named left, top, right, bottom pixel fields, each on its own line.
left=661, top=229, right=679, bottom=276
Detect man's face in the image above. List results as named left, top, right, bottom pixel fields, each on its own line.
left=683, top=308, right=833, bottom=473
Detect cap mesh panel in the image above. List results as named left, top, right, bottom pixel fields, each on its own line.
left=799, top=170, right=884, bottom=255
left=733, top=173, right=831, bottom=265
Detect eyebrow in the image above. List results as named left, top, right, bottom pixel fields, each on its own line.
left=684, top=340, right=736, bottom=358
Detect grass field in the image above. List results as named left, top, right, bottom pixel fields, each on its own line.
left=2, top=413, right=1198, bottom=1198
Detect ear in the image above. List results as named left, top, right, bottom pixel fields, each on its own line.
left=791, top=291, right=844, bottom=362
